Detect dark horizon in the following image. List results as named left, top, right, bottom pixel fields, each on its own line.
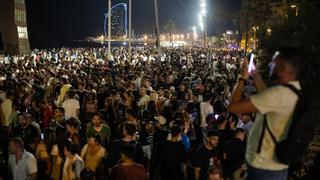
left=22, top=0, right=240, bottom=49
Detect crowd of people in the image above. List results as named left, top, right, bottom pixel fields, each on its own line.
left=0, top=47, right=317, bottom=180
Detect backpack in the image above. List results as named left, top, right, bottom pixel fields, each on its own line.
left=257, top=84, right=320, bottom=165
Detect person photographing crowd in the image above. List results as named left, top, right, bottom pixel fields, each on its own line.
left=228, top=47, right=305, bottom=179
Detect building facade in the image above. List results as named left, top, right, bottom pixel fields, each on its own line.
left=0, top=0, right=30, bottom=55
left=111, top=7, right=126, bottom=38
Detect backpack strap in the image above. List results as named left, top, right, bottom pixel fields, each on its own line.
left=257, top=115, right=277, bottom=153
left=283, top=84, right=301, bottom=97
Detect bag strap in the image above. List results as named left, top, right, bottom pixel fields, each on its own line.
left=283, top=84, right=301, bottom=97
left=256, top=115, right=277, bottom=153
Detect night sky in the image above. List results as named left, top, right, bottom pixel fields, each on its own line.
left=25, top=0, right=241, bottom=48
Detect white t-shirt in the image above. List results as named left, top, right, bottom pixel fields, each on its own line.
left=8, top=150, right=37, bottom=180
left=62, top=98, right=80, bottom=119
left=246, top=81, right=300, bottom=170
left=200, top=101, right=213, bottom=128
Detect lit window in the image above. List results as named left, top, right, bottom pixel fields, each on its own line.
left=17, top=26, right=28, bottom=39
left=15, top=0, right=24, bottom=5
left=15, top=9, right=26, bottom=23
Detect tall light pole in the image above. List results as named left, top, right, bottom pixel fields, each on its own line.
left=252, top=26, right=258, bottom=49
left=199, top=0, right=207, bottom=47
left=128, top=0, right=132, bottom=62
left=108, top=0, right=112, bottom=57
left=154, top=0, right=161, bottom=53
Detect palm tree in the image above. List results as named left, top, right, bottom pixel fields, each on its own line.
left=164, top=19, right=176, bottom=43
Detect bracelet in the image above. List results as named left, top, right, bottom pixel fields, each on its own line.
left=239, top=77, right=248, bottom=82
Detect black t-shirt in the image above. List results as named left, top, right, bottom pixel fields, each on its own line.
left=158, top=141, right=187, bottom=179
left=12, top=125, right=38, bottom=146
left=223, top=138, right=246, bottom=177
left=107, top=139, right=144, bottom=168
left=153, top=129, right=169, bottom=147
left=192, top=145, right=218, bottom=180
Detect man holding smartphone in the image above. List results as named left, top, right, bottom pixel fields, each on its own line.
left=227, top=47, right=304, bottom=180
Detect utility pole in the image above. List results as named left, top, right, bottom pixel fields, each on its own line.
left=108, top=0, right=112, bottom=57
left=244, top=0, right=249, bottom=55
left=154, top=0, right=161, bottom=52
left=128, top=0, right=132, bottom=62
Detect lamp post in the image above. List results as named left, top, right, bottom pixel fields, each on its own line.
left=128, top=0, right=132, bottom=62
left=252, top=26, right=258, bottom=49
left=199, top=0, right=207, bottom=48
left=154, top=0, right=161, bottom=53
left=108, top=0, right=111, bottom=57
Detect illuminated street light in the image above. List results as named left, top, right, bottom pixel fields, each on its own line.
left=199, top=0, right=207, bottom=47
left=291, top=4, right=299, bottom=16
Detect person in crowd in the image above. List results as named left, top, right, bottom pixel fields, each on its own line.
left=138, top=87, right=150, bottom=113
left=8, top=137, right=37, bottom=180
left=50, top=143, right=65, bottom=180
left=192, top=130, right=220, bottom=180
left=63, top=141, right=84, bottom=180
left=200, top=92, right=214, bottom=140
left=62, top=90, right=80, bottom=120
left=56, top=78, right=72, bottom=106
left=236, top=113, right=254, bottom=133
left=107, top=122, right=144, bottom=171
left=110, top=144, right=148, bottom=180
left=11, top=112, right=39, bottom=153
left=1, top=90, right=14, bottom=134
left=222, top=128, right=246, bottom=179
left=26, top=111, right=41, bottom=136
left=157, top=125, right=188, bottom=180
left=207, top=167, right=224, bottom=180
left=228, top=47, right=305, bottom=179
left=38, top=100, right=54, bottom=129
left=65, top=117, right=81, bottom=146
left=80, top=133, right=106, bottom=173
left=35, top=141, right=52, bottom=179
left=84, top=92, right=98, bottom=122
left=86, top=112, right=111, bottom=147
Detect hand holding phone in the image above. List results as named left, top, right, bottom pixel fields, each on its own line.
left=248, top=54, right=256, bottom=73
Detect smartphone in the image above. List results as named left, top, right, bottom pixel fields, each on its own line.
left=248, top=53, right=256, bottom=73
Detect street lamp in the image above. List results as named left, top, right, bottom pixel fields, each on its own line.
left=252, top=26, right=259, bottom=49
left=291, top=4, right=298, bottom=16
left=199, top=0, right=207, bottom=47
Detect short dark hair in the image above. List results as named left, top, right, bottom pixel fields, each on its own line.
left=170, top=125, right=181, bottom=137
left=65, top=141, right=78, bottom=155
left=92, top=112, right=102, bottom=119
left=10, top=137, right=24, bottom=150
left=204, top=92, right=213, bottom=101
left=6, top=90, right=14, bottom=98
left=275, top=47, right=305, bottom=78
left=89, top=133, right=103, bottom=145
left=124, top=123, right=137, bottom=136
left=67, top=90, right=76, bottom=98
left=217, top=115, right=227, bottom=125
left=65, top=117, right=79, bottom=128
left=234, top=128, right=246, bottom=135
left=207, top=130, right=219, bottom=138
left=121, top=144, right=135, bottom=159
